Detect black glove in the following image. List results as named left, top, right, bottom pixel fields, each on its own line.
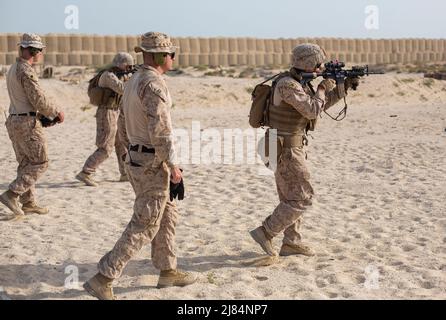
left=170, top=178, right=185, bottom=202
left=39, top=115, right=60, bottom=128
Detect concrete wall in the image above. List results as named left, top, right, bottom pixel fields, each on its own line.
left=1, top=33, right=445, bottom=67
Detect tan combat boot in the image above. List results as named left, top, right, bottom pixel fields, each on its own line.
left=119, top=174, right=129, bottom=182
left=0, top=190, right=25, bottom=219
left=249, top=226, right=278, bottom=256
left=83, top=273, right=116, bottom=300
left=279, top=243, right=316, bottom=257
left=75, top=171, right=98, bottom=187
left=157, top=269, right=198, bottom=289
left=22, top=202, right=49, bottom=215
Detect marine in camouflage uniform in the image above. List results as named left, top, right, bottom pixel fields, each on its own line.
left=250, top=44, right=360, bottom=256
left=83, top=32, right=197, bottom=300
left=117, top=103, right=130, bottom=167
left=76, top=53, right=134, bottom=187
left=0, top=34, right=64, bottom=220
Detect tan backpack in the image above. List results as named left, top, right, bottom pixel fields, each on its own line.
left=87, top=69, right=116, bottom=107
left=248, top=73, right=282, bottom=128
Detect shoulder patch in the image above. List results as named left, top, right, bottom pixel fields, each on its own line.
left=16, top=62, right=38, bottom=83
left=147, top=81, right=167, bottom=102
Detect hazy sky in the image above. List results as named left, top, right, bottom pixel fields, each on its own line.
left=1, top=0, right=445, bottom=38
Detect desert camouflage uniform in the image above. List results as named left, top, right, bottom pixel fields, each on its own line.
left=82, top=71, right=127, bottom=176
left=263, top=75, right=342, bottom=245
left=117, top=103, right=129, bottom=162
left=5, top=58, right=60, bottom=204
left=99, top=65, right=179, bottom=279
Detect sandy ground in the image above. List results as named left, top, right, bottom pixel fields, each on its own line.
left=0, top=66, right=445, bottom=300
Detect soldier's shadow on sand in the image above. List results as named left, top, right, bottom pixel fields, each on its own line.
left=0, top=252, right=264, bottom=299
left=0, top=181, right=82, bottom=191
left=36, top=181, right=84, bottom=189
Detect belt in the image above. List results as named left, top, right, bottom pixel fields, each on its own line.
left=282, top=135, right=304, bottom=148
left=10, top=112, right=37, bottom=117
left=129, top=145, right=155, bottom=154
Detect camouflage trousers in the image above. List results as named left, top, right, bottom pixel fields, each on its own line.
left=5, top=116, right=49, bottom=204
left=117, top=105, right=129, bottom=155
left=98, top=151, right=178, bottom=279
left=82, top=108, right=126, bottom=176
left=263, top=147, right=314, bottom=245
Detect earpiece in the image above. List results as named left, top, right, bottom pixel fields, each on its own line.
left=153, top=53, right=166, bottom=66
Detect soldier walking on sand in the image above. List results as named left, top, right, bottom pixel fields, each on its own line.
left=0, top=33, right=64, bottom=220
left=76, top=52, right=134, bottom=186
left=250, top=44, right=360, bottom=257
left=83, top=32, right=197, bottom=300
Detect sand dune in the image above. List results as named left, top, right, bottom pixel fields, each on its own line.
left=0, top=67, right=445, bottom=299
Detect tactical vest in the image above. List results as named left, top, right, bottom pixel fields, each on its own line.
left=268, top=72, right=317, bottom=135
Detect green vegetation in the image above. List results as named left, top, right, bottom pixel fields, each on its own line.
left=207, top=272, right=217, bottom=285
left=422, top=78, right=435, bottom=88
left=245, top=86, right=255, bottom=94
left=204, top=69, right=225, bottom=77
left=239, top=67, right=257, bottom=79
left=194, top=65, right=208, bottom=71
left=400, top=78, right=415, bottom=83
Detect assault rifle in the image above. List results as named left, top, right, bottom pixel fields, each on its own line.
left=115, top=64, right=142, bottom=79
left=301, top=61, right=385, bottom=120
left=301, top=61, right=384, bottom=89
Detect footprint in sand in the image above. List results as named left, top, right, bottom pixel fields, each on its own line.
left=316, top=274, right=338, bottom=288
left=420, top=281, right=435, bottom=289
left=316, top=263, right=331, bottom=271
left=315, top=278, right=328, bottom=288
left=355, top=275, right=366, bottom=285
left=402, top=244, right=416, bottom=252
left=327, top=292, right=338, bottom=299
left=332, top=247, right=343, bottom=254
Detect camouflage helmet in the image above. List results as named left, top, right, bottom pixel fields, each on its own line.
left=291, top=43, right=326, bottom=71
left=112, top=52, right=134, bottom=67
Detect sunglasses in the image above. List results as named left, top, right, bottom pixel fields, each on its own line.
left=164, top=52, right=176, bottom=59
left=29, top=47, right=43, bottom=54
